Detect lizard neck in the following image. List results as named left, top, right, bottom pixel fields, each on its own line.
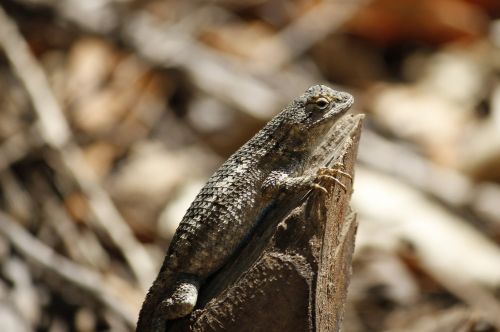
left=238, top=115, right=285, bottom=160
left=241, top=117, right=310, bottom=170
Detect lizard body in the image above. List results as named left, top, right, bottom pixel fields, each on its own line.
left=137, top=85, right=353, bottom=331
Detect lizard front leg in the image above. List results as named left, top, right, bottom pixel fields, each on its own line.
left=262, top=163, right=352, bottom=198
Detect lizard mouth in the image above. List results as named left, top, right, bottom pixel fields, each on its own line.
left=326, top=91, right=354, bottom=117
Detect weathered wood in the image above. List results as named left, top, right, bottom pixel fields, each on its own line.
left=167, top=114, right=363, bottom=332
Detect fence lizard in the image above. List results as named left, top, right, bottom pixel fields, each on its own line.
left=136, top=85, right=354, bottom=331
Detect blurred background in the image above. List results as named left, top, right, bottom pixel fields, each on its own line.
left=0, top=0, right=499, bottom=331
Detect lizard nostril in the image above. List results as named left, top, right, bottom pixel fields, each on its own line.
left=340, top=92, right=354, bottom=106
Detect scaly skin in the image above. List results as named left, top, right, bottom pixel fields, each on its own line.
left=137, top=85, right=353, bottom=331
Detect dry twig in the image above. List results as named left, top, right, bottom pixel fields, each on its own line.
left=353, top=167, right=500, bottom=328
left=252, top=0, right=371, bottom=71
left=0, top=211, right=137, bottom=327
left=0, top=4, right=155, bottom=290
left=359, top=129, right=500, bottom=234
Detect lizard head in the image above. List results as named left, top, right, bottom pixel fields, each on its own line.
left=272, top=85, right=353, bottom=153
left=253, top=85, right=353, bottom=156
left=283, top=84, right=353, bottom=135
left=300, top=85, right=353, bottom=128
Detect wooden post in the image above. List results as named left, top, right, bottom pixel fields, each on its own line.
left=167, top=114, right=363, bottom=332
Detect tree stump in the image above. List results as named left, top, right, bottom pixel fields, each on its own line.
left=164, top=114, right=363, bottom=332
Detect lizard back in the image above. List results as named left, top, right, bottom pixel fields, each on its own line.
left=165, top=119, right=282, bottom=277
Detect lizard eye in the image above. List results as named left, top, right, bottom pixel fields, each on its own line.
left=315, top=97, right=330, bottom=110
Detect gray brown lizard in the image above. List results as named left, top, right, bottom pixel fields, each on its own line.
left=136, top=85, right=354, bottom=331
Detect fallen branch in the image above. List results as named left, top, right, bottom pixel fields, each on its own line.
left=359, top=129, right=500, bottom=236
left=252, top=0, right=371, bottom=71
left=0, top=211, right=137, bottom=327
left=352, top=166, right=500, bottom=328
left=124, top=12, right=284, bottom=121
left=0, top=126, right=41, bottom=174
left=0, top=4, right=155, bottom=290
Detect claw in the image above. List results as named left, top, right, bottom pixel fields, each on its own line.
left=317, top=174, right=347, bottom=192
left=333, top=169, right=352, bottom=181
left=312, top=183, right=328, bottom=195
left=318, top=164, right=353, bottom=182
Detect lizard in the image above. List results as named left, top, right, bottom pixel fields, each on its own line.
left=136, top=85, right=354, bottom=331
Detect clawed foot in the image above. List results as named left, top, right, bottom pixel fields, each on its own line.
left=312, top=163, right=352, bottom=194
